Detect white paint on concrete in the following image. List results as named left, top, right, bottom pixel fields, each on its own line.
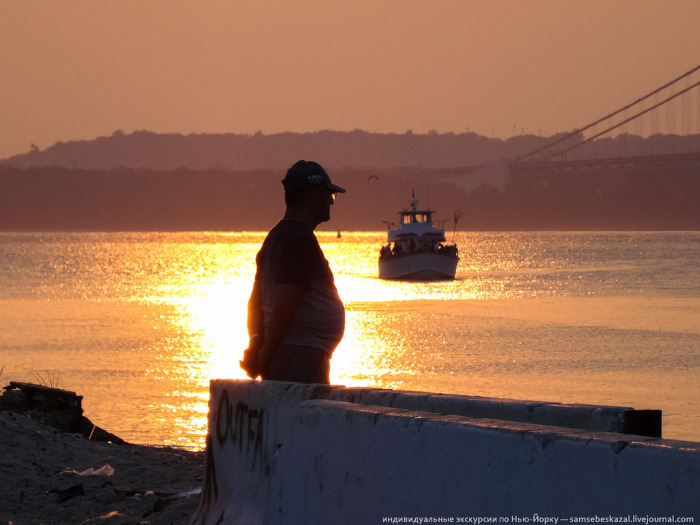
left=326, top=388, right=641, bottom=433
left=275, top=400, right=698, bottom=523
left=191, top=381, right=700, bottom=525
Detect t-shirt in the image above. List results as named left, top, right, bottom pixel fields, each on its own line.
left=255, top=219, right=345, bottom=354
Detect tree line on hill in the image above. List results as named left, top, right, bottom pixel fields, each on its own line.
left=5, top=129, right=697, bottom=172
left=1, top=129, right=533, bottom=171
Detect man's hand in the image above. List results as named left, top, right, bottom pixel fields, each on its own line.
left=240, top=334, right=263, bottom=379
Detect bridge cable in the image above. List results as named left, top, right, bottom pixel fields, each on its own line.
left=514, top=64, right=700, bottom=163
left=543, top=80, right=700, bottom=160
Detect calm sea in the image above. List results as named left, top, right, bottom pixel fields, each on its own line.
left=1, top=231, right=698, bottom=450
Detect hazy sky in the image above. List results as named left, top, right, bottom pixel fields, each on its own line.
left=1, top=1, right=698, bottom=159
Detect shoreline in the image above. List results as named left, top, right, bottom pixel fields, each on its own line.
left=0, top=402, right=203, bottom=524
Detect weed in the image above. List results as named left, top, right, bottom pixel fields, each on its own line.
left=18, top=366, right=60, bottom=389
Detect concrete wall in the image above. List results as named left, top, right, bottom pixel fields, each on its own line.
left=325, top=388, right=661, bottom=436
left=191, top=380, right=699, bottom=525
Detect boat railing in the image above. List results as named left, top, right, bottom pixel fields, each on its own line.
left=380, top=241, right=458, bottom=259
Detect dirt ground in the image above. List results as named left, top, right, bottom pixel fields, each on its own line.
left=0, top=410, right=204, bottom=525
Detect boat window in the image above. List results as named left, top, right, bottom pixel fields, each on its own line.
left=404, top=213, right=430, bottom=224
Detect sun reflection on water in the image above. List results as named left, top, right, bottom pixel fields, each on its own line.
left=152, top=232, right=494, bottom=448
left=91, top=231, right=700, bottom=448
left=144, top=274, right=255, bottom=448
left=2, top=231, right=698, bottom=448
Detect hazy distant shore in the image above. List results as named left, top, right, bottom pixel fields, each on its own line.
left=2, top=130, right=698, bottom=231
left=1, top=164, right=698, bottom=232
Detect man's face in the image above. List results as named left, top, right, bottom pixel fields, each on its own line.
left=310, top=186, right=336, bottom=224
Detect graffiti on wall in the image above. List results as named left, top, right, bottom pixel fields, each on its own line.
left=192, top=386, right=270, bottom=524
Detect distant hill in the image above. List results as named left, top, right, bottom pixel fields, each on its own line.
left=5, top=129, right=698, bottom=173
left=2, top=129, right=558, bottom=171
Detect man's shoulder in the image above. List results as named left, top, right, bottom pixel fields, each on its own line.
left=268, top=220, right=316, bottom=244
left=260, top=220, right=318, bottom=258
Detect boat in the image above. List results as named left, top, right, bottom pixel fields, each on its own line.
left=378, top=193, right=459, bottom=280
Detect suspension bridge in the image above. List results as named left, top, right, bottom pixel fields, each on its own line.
left=511, top=64, right=700, bottom=178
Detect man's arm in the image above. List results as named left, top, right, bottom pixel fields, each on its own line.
left=240, top=281, right=266, bottom=378
left=256, top=282, right=306, bottom=376
left=247, top=280, right=264, bottom=339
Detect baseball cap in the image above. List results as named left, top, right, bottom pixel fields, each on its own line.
left=282, top=160, right=346, bottom=193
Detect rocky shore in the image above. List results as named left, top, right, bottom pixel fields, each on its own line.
left=0, top=383, right=204, bottom=525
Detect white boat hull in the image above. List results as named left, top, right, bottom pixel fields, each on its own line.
left=378, top=252, right=458, bottom=280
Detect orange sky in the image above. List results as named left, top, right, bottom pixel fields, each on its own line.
left=1, top=0, right=698, bottom=160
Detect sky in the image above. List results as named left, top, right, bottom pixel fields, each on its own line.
left=1, top=1, right=698, bottom=160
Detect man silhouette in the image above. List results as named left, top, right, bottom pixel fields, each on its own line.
left=242, top=160, right=346, bottom=384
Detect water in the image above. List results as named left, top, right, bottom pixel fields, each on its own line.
left=1, top=231, right=698, bottom=449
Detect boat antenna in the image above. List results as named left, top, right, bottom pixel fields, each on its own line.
left=452, top=209, right=463, bottom=241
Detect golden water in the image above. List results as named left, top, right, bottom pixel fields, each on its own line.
left=1, top=231, right=698, bottom=449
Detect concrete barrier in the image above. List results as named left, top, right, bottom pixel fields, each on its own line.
left=191, top=381, right=699, bottom=525
left=325, top=388, right=661, bottom=436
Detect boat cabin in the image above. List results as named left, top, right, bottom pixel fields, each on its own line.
left=387, top=198, right=446, bottom=243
